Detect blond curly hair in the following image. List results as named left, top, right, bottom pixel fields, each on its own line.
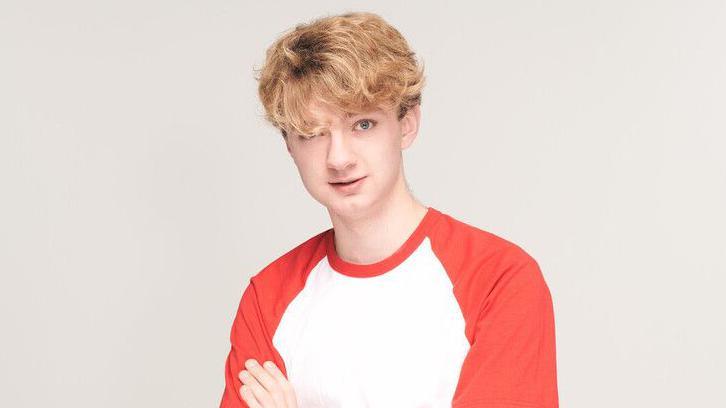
left=255, top=11, right=426, bottom=138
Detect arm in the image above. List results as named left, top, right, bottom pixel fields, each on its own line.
left=220, top=278, right=287, bottom=408
left=452, top=257, right=559, bottom=408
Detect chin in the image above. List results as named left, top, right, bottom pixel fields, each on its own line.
left=323, top=196, right=371, bottom=217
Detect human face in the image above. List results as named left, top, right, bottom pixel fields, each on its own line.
left=284, top=100, right=420, bottom=218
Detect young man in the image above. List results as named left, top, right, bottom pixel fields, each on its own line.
left=221, top=11, right=558, bottom=408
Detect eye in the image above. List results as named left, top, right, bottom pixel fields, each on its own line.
left=354, top=119, right=376, bottom=131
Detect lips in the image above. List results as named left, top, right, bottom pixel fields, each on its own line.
left=329, top=176, right=367, bottom=194
left=330, top=176, right=364, bottom=184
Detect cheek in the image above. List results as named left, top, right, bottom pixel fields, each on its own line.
left=296, top=154, right=327, bottom=185
left=379, top=137, right=403, bottom=165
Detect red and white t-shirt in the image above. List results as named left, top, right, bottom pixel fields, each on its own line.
left=220, top=207, right=558, bottom=407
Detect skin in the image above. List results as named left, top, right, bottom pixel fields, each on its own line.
left=239, top=100, right=427, bottom=406
left=239, top=359, right=297, bottom=408
left=284, top=100, right=428, bottom=265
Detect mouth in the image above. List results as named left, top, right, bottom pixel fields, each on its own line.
left=329, top=176, right=367, bottom=193
left=329, top=176, right=365, bottom=185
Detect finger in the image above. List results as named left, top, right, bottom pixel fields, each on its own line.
left=240, top=384, right=262, bottom=408
left=245, top=359, right=285, bottom=407
left=263, top=361, right=298, bottom=407
left=239, top=367, right=276, bottom=407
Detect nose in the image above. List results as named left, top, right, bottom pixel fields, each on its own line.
left=326, top=130, right=356, bottom=171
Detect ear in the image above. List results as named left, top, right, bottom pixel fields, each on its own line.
left=400, top=104, right=421, bottom=150
left=282, top=131, right=293, bottom=156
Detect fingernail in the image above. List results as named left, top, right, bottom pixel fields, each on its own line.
left=264, top=361, right=275, bottom=369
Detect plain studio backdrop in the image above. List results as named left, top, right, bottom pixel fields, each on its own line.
left=1, top=0, right=724, bottom=406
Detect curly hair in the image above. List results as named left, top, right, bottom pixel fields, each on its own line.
left=255, top=11, right=426, bottom=138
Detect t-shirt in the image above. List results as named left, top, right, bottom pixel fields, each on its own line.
left=220, top=206, right=558, bottom=407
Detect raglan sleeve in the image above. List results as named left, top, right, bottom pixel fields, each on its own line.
left=220, top=277, right=284, bottom=408
left=451, top=254, right=559, bottom=408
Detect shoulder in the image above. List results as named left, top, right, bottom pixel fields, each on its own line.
left=248, top=228, right=330, bottom=291
left=429, top=208, right=539, bottom=272
left=427, top=209, right=551, bottom=331
left=427, top=208, right=547, bottom=298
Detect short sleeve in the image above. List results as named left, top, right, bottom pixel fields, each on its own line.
left=452, top=256, right=559, bottom=408
left=220, top=278, right=285, bottom=408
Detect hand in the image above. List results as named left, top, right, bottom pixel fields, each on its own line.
left=239, top=359, right=298, bottom=408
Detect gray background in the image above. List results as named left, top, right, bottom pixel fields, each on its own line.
left=2, top=0, right=724, bottom=406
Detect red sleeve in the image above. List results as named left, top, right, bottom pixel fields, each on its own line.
left=220, top=278, right=287, bottom=408
left=452, top=256, right=558, bottom=408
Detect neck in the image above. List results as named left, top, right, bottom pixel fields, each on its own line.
left=327, top=179, right=428, bottom=265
